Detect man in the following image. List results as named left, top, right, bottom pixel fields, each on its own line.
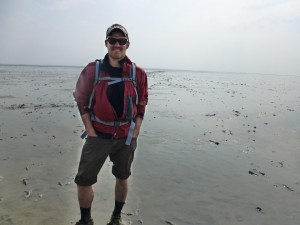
left=73, top=24, right=148, bottom=225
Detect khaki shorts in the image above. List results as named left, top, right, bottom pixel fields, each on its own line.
left=75, top=136, right=137, bottom=186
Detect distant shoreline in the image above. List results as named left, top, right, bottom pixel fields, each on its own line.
left=0, top=63, right=83, bottom=68
left=0, top=63, right=297, bottom=77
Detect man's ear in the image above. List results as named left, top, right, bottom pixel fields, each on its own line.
left=105, top=40, right=108, bottom=47
left=126, top=42, right=130, bottom=49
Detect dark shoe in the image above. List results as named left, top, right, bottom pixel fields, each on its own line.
left=107, top=214, right=123, bottom=225
left=75, top=218, right=94, bottom=225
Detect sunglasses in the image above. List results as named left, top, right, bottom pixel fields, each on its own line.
left=107, top=37, right=128, bottom=45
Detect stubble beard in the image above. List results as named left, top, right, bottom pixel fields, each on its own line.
left=109, top=47, right=125, bottom=60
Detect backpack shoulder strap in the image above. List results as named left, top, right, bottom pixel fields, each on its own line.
left=130, top=62, right=137, bottom=88
left=130, top=62, right=138, bottom=104
left=94, top=59, right=102, bottom=84
left=88, top=59, right=102, bottom=109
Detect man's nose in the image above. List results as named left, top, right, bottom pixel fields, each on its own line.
left=114, top=41, right=121, bottom=46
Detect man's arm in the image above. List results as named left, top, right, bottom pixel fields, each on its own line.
left=74, top=63, right=95, bottom=115
left=133, top=67, right=148, bottom=138
left=133, top=116, right=143, bottom=138
left=81, top=113, right=97, bottom=137
left=74, top=63, right=98, bottom=137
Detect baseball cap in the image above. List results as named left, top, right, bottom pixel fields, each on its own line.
left=106, top=24, right=129, bottom=40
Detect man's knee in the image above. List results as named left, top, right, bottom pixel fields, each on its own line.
left=116, top=178, right=128, bottom=185
left=116, top=178, right=128, bottom=189
left=77, top=185, right=93, bottom=191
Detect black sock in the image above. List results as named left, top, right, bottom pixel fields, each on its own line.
left=80, top=207, right=91, bottom=222
left=113, top=201, right=125, bottom=216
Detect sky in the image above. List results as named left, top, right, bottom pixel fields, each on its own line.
left=0, top=0, right=300, bottom=75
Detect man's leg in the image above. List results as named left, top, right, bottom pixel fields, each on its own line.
left=78, top=185, right=94, bottom=207
left=108, top=139, right=136, bottom=224
left=112, top=178, right=128, bottom=216
left=77, top=185, right=94, bottom=224
left=107, top=178, right=128, bottom=225
left=115, top=178, right=128, bottom=202
left=75, top=137, right=111, bottom=224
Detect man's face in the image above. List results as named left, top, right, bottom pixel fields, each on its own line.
left=105, top=30, right=129, bottom=61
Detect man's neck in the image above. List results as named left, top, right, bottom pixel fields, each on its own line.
left=109, top=56, right=122, bottom=68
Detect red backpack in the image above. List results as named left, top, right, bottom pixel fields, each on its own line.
left=81, top=59, right=137, bottom=146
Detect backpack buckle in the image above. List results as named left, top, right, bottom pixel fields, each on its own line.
left=113, top=121, right=121, bottom=126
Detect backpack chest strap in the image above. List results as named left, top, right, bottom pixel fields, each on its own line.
left=90, top=113, right=129, bottom=126
left=98, top=77, right=133, bottom=85
left=90, top=113, right=135, bottom=146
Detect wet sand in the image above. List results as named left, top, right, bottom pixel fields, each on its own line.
left=0, top=65, right=300, bottom=225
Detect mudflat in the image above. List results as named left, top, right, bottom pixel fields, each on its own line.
left=0, top=65, right=299, bottom=225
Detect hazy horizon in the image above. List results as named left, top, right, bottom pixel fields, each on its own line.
left=1, top=0, right=300, bottom=76
left=2, top=63, right=298, bottom=77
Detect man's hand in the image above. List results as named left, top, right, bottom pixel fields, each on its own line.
left=81, top=113, right=97, bottom=137
left=133, top=117, right=143, bottom=138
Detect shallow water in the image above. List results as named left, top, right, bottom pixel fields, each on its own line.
left=0, top=65, right=300, bottom=225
